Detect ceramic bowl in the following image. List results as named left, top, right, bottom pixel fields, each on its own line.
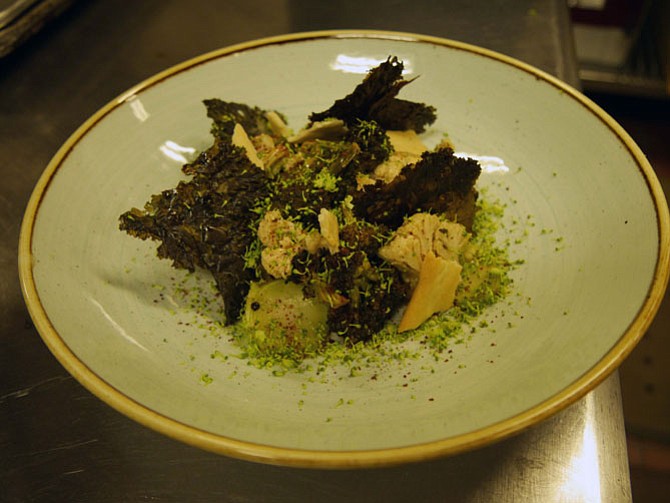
left=19, top=31, right=670, bottom=468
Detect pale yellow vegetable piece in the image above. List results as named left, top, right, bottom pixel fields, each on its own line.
left=356, top=173, right=376, bottom=190
left=398, top=251, right=462, bottom=333
left=386, top=130, right=428, bottom=156
left=373, top=151, right=422, bottom=183
left=287, top=119, right=346, bottom=143
left=265, top=111, right=292, bottom=138
left=232, top=123, right=264, bottom=169
left=242, top=280, right=328, bottom=355
left=318, top=208, right=340, bottom=254
left=372, top=130, right=427, bottom=183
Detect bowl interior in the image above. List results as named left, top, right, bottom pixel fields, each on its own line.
left=22, top=32, right=668, bottom=464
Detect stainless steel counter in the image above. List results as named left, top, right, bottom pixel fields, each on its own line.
left=0, top=1, right=632, bottom=501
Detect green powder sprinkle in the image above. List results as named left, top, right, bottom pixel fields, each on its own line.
left=159, top=192, right=526, bottom=379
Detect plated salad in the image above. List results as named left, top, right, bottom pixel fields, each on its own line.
left=119, top=57, right=514, bottom=367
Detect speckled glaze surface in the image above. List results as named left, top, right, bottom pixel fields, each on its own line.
left=18, top=31, right=670, bottom=468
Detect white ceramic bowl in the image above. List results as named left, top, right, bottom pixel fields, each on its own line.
left=19, top=31, right=670, bottom=468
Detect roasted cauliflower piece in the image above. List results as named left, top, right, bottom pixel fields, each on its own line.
left=378, top=212, right=470, bottom=286
left=257, top=208, right=340, bottom=279
left=258, top=210, right=307, bottom=279
left=381, top=212, right=472, bottom=330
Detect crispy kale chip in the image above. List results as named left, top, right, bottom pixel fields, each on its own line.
left=341, top=120, right=393, bottom=176
left=352, top=147, right=481, bottom=230
left=309, top=57, right=437, bottom=133
left=290, top=220, right=409, bottom=342
left=204, top=99, right=278, bottom=140
left=261, top=140, right=358, bottom=229
left=119, top=135, right=271, bottom=323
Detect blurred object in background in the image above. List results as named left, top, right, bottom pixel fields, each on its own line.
left=569, top=0, right=669, bottom=97
left=0, top=0, right=75, bottom=58
left=571, top=4, right=670, bottom=502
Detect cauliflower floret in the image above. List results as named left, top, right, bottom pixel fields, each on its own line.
left=378, top=213, right=470, bottom=286
left=257, top=208, right=340, bottom=278
left=379, top=212, right=471, bottom=331
left=257, top=210, right=306, bottom=279
left=433, top=220, right=471, bottom=262
left=259, top=247, right=296, bottom=279
left=257, top=209, right=305, bottom=248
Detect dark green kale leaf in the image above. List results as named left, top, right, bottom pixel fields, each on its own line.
left=325, top=251, right=409, bottom=342
left=343, top=120, right=393, bottom=174
left=268, top=165, right=342, bottom=230
left=203, top=99, right=279, bottom=141
left=119, top=137, right=271, bottom=323
left=352, top=147, right=482, bottom=231
left=309, top=57, right=436, bottom=133
left=289, top=218, right=410, bottom=343
left=296, top=139, right=360, bottom=176
left=264, top=139, right=362, bottom=228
